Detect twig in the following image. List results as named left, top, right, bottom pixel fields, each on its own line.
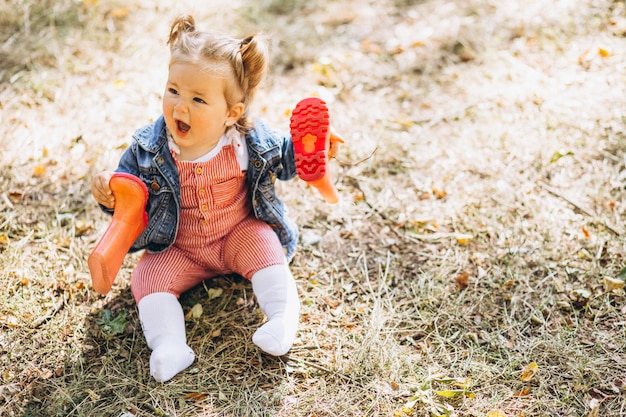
left=31, top=297, right=64, bottom=329
left=537, top=180, right=620, bottom=236
left=335, top=146, right=378, bottom=168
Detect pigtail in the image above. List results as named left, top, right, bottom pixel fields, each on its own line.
left=234, top=34, right=269, bottom=104
left=230, top=34, right=269, bottom=132
left=168, top=15, right=196, bottom=47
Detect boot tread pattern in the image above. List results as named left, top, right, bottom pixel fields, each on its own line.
left=290, top=97, right=330, bottom=182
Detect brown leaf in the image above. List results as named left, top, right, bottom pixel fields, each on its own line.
left=184, top=392, right=209, bottom=402
left=581, top=226, right=590, bottom=239
left=323, top=297, right=340, bottom=309
left=432, top=186, right=447, bottom=199
left=454, top=271, right=470, bottom=290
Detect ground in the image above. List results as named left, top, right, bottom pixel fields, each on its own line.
left=1, top=0, right=626, bottom=416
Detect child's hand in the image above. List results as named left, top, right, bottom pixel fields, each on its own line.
left=329, top=127, right=344, bottom=159
left=91, top=171, right=115, bottom=209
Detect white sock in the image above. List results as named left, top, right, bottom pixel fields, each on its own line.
left=251, top=264, right=300, bottom=356
left=137, top=292, right=195, bottom=382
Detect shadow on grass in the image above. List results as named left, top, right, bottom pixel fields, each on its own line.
left=19, top=275, right=296, bottom=417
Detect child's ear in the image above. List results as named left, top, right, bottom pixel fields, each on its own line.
left=226, top=102, right=245, bottom=125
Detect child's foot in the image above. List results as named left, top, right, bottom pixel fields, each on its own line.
left=290, top=97, right=331, bottom=182
left=251, top=265, right=300, bottom=356
left=252, top=314, right=299, bottom=356
left=150, top=343, right=195, bottom=383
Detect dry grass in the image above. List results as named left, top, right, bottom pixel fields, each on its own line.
left=2, top=0, right=626, bottom=416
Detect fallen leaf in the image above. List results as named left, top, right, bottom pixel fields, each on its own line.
left=85, top=388, right=100, bottom=401
left=454, top=271, right=470, bottom=290
left=109, top=7, right=130, bottom=19
left=33, top=165, right=46, bottom=177
left=603, top=276, right=625, bottom=292
left=456, top=234, right=472, bottom=245
left=587, top=398, right=600, bottom=417
left=513, top=387, right=531, bottom=397
left=581, top=226, right=590, bottom=239
left=432, top=186, right=447, bottom=199
left=598, top=47, right=610, bottom=57
left=190, top=303, right=203, bottom=318
left=486, top=410, right=507, bottom=417
left=323, top=297, right=340, bottom=308
left=435, top=389, right=463, bottom=398
left=184, top=392, right=209, bottom=401
left=521, top=362, right=538, bottom=382
left=207, top=287, right=223, bottom=300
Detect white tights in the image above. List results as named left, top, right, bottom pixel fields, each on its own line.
left=137, top=264, right=300, bottom=382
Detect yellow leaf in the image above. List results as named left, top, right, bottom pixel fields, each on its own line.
left=456, top=234, right=472, bottom=245
left=114, top=79, right=126, bottom=88
left=521, top=362, right=538, bottom=382
left=207, top=287, right=223, bottom=300
left=603, top=276, right=625, bottom=291
left=109, top=7, right=130, bottom=19
left=435, top=390, right=462, bottom=398
left=33, top=165, right=46, bottom=177
left=598, top=47, right=610, bottom=57
left=486, top=410, right=507, bottom=417
left=0, top=235, right=8, bottom=245
left=190, top=303, right=203, bottom=318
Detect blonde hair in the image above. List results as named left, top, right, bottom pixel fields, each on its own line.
left=166, top=15, right=269, bottom=132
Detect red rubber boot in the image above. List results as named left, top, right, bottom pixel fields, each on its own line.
left=290, top=97, right=339, bottom=204
left=88, top=173, right=148, bottom=295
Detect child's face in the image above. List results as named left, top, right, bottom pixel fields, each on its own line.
left=162, top=61, right=240, bottom=160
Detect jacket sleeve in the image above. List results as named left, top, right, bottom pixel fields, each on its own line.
left=115, top=142, right=142, bottom=177
left=274, top=128, right=298, bottom=181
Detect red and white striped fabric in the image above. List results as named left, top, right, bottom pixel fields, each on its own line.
left=131, top=145, right=285, bottom=302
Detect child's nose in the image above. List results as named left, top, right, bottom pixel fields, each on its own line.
left=174, top=100, right=189, bottom=113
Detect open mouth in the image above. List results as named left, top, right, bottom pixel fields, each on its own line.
left=177, top=120, right=190, bottom=134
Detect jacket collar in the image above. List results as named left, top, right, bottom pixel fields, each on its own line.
left=133, top=115, right=169, bottom=154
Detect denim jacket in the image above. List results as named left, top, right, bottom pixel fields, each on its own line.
left=108, top=115, right=300, bottom=260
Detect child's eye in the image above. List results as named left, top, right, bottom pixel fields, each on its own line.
left=193, top=97, right=206, bottom=104
left=168, top=88, right=178, bottom=95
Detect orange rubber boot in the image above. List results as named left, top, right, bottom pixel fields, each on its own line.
left=290, top=97, right=339, bottom=204
left=88, top=173, right=148, bottom=295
